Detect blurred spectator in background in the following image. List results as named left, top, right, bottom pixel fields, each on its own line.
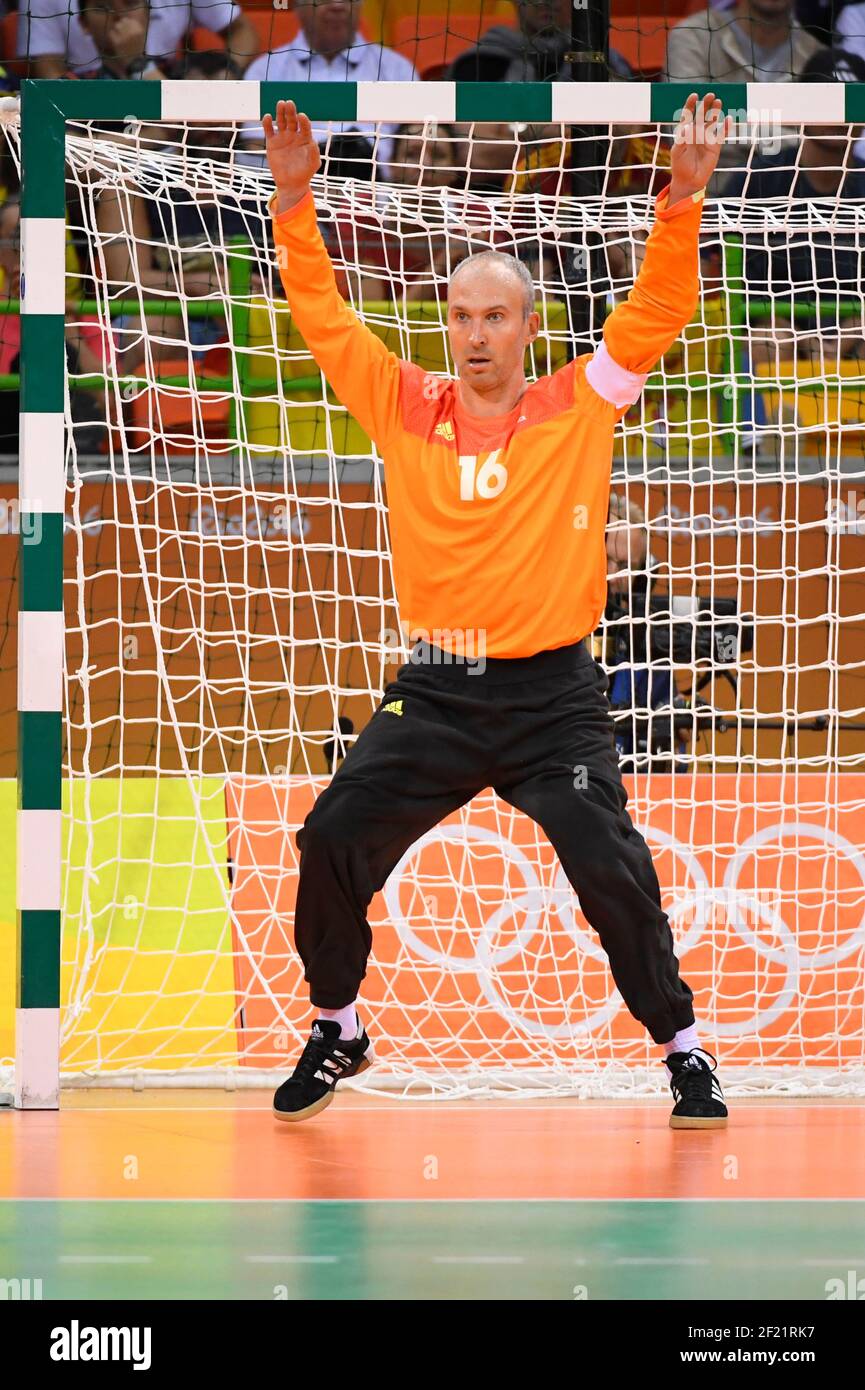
left=0, top=189, right=21, bottom=451
left=0, top=191, right=119, bottom=454
left=462, top=121, right=522, bottom=194
left=330, top=123, right=521, bottom=304
left=797, top=0, right=865, bottom=159
left=18, top=0, right=259, bottom=78
left=242, top=1, right=416, bottom=174
left=449, top=0, right=631, bottom=82
left=796, top=0, right=865, bottom=52
left=723, top=46, right=865, bottom=366
left=664, top=0, right=823, bottom=81
left=388, top=123, right=462, bottom=193
left=95, top=46, right=260, bottom=369
left=74, top=0, right=165, bottom=78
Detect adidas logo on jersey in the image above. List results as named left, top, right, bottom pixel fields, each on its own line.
left=434, top=421, right=455, bottom=442
left=381, top=699, right=404, bottom=716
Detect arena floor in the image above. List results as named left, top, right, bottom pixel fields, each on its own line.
left=2, top=1093, right=864, bottom=1299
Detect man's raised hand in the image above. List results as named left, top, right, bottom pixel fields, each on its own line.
left=668, top=92, right=731, bottom=206
left=263, top=100, right=322, bottom=214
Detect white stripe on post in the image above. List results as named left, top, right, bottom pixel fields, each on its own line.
left=18, top=610, right=64, bottom=712
left=20, top=218, right=67, bottom=316
left=746, top=81, right=845, bottom=125
left=14, top=1008, right=61, bottom=1108
left=162, top=79, right=261, bottom=122
left=20, top=415, right=67, bottom=513
left=553, top=83, right=652, bottom=125
left=357, top=81, right=456, bottom=123
left=17, top=810, right=62, bottom=910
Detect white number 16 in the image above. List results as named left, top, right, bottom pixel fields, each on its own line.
left=457, top=450, right=508, bottom=500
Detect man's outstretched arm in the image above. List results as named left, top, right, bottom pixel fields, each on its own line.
left=264, top=100, right=403, bottom=451
left=585, top=93, right=730, bottom=411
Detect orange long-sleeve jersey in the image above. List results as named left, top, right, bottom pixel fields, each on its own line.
left=270, top=184, right=704, bottom=658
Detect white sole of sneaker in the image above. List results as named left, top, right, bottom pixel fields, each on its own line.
left=272, top=1054, right=373, bottom=1124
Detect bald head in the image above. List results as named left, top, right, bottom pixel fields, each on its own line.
left=297, top=0, right=360, bottom=58
left=447, top=250, right=540, bottom=403
left=449, top=251, right=535, bottom=320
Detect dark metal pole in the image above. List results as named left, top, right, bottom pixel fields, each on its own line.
left=566, top=0, right=611, bottom=356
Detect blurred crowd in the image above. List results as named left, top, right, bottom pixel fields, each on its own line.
left=0, top=0, right=864, bottom=450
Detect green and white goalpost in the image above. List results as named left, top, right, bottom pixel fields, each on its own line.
left=4, top=80, right=865, bottom=1107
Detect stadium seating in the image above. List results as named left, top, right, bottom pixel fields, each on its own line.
left=390, top=11, right=518, bottom=78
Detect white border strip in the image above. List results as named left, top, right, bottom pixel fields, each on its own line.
left=747, top=81, right=845, bottom=125
left=20, top=414, right=67, bottom=513
left=357, top=81, right=455, bottom=123
left=17, top=809, right=62, bottom=909
left=20, top=218, right=66, bottom=317
left=14, top=1007, right=60, bottom=1108
left=108, top=80, right=861, bottom=129
left=162, top=79, right=260, bottom=122
left=18, top=610, right=63, bottom=712
left=553, top=82, right=652, bottom=124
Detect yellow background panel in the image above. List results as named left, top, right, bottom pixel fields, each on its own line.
left=0, top=778, right=238, bottom=1076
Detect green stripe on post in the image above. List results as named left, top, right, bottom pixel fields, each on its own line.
left=259, top=81, right=358, bottom=122
left=20, top=512, right=64, bottom=613
left=17, top=911, right=62, bottom=1009
left=20, top=82, right=66, bottom=220
left=20, top=316, right=65, bottom=413
left=456, top=82, right=552, bottom=124
left=845, top=84, right=865, bottom=123
left=49, top=77, right=163, bottom=121
left=650, top=83, right=748, bottom=122
left=19, top=712, right=62, bottom=811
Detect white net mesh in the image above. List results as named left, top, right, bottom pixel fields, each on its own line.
left=4, top=111, right=865, bottom=1095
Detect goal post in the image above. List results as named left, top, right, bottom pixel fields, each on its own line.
left=7, top=78, right=865, bottom=1106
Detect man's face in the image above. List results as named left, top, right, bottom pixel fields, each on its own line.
left=606, top=515, right=647, bottom=592
left=803, top=121, right=864, bottom=151
left=517, top=0, right=570, bottom=39
left=743, top=0, right=793, bottom=21
left=297, top=0, right=361, bottom=57
left=390, top=124, right=459, bottom=188
left=79, top=0, right=148, bottom=60
left=464, top=122, right=520, bottom=191
left=447, top=262, right=539, bottom=394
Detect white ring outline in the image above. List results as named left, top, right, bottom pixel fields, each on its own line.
left=666, top=888, right=799, bottom=1036
left=723, top=821, right=865, bottom=970
left=474, top=884, right=623, bottom=1040
left=383, top=814, right=863, bottom=1039
left=384, top=823, right=544, bottom=973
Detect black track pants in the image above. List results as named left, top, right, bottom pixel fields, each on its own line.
left=293, top=639, right=695, bottom=1044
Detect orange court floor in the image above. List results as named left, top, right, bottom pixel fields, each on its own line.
left=1, top=1093, right=864, bottom=1299
left=3, top=1091, right=865, bottom=1202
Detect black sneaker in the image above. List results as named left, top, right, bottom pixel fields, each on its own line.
left=273, top=1018, right=373, bottom=1123
left=666, top=1048, right=728, bottom=1129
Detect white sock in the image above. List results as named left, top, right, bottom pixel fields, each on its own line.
left=317, top=1003, right=359, bottom=1041
left=663, top=1025, right=701, bottom=1079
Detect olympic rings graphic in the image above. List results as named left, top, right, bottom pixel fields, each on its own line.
left=384, top=815, right=865, bottom=1040
left=723, top=822, right=865, bottom=972
left=383, top=824, right=546, bottom=973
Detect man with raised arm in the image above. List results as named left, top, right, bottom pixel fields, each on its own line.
left=264, top=95, right=731, bottom=1128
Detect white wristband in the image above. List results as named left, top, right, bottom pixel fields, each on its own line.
left=585, top=341, right=648, bottom=409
